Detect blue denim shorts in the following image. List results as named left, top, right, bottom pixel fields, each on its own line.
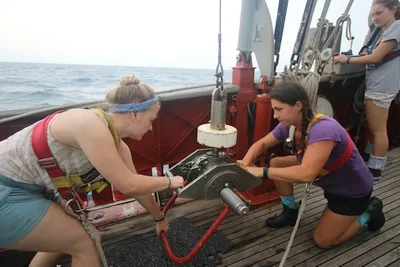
left=0, top=175, right=51, bottom=248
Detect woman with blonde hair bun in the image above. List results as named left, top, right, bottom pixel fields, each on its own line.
left=0, top=74, right=184, bottom=267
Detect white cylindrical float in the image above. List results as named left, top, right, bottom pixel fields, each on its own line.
left=197, top=124, right=237, bottom=148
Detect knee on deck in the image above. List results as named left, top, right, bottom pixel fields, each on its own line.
left=313, top=234, right=337, bottom=249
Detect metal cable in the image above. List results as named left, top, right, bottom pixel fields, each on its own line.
left=302, top=0, right=332, bottom=71
left=289, top=0, right=318, bottom=72
left=215, top=0, right=224, bottom=93
left=322, top=0, right=354, bottom=52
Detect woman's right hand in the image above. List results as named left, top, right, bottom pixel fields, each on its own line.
left=236, top=160, right=249, bottom=169
left=169, top=176, right=184, bottom=189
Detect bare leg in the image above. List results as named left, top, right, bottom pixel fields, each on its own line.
left=265, top=155, right=301, bottom=228
left=365, top=100, right=390, bottom=156
left=336, top=220, right=363, bottom=244
left=269, top=155, right=299, bottom=196
left=313, top=206, right=359, bottom=248
left=9, top=202, right=101, bottom=267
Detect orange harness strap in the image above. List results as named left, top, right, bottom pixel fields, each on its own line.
left=297, top=114, right=354, bottom=177
left=32, top=111, right=65, bottom=178
left=31, top=109, right=120, bottom=199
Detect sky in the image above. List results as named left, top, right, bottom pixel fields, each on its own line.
left=0, top=0, right=373, bottom=72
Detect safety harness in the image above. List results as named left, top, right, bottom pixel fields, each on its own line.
left=279, top=113, right=355, bottom=267
left=285, top=113, right=354, bottom=177
left=366, top=28, right=400, bottom=69
left=31, top=108, right=120, bottom=203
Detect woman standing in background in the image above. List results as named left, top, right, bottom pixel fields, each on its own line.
left=335, top=0, right=400, bottom=181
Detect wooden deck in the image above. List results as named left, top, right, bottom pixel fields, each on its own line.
left=98, top=147, right=400, bottom=267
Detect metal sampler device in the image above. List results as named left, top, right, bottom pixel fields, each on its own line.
left=166, top=86, right=261, bottom=216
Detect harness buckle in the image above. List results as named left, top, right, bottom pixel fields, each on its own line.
left=285, top=137, right=293, bottom=149
left=284, top=125, right=296, bottom=154
left=38, top=157, right=58, bottom=169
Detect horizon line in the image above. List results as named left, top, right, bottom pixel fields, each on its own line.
left=0, top=60, right=230, bottom=72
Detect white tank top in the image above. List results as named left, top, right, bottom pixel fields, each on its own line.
left=0, top=113, right=106, bottom=192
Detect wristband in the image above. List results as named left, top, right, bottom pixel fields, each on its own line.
left=263, top=166, right=269, bottom=179
left=346, top=57, right=351, bottom=64
left=154, top=213, right=165, bottom=222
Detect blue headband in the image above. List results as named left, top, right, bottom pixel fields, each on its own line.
left=108, top=95, right=160, bottom=113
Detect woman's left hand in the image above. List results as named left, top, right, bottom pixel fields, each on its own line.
left=333, top=54, right=348, bottom=64
left=245, top=166, right=263, bottom=178
left=156, top=218, right=169, bottom=235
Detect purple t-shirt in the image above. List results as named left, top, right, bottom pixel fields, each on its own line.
left=272, top=116, right=373, bottom=198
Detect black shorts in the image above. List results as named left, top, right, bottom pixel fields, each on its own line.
left=324, top=190, right=372, bottom=216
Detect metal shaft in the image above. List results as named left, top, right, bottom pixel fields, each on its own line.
left=219, top=187, right=249, bottom=216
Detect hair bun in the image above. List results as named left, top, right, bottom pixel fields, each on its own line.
left=120, top=75, right=140, bottom=86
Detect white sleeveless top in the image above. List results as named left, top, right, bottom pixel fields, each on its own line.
left=0, top=113, right=106, bottom=192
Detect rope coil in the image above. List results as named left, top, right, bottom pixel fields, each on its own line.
left=280, top=68, right=321, bottom=111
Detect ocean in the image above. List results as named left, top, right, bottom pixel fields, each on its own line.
left=0, top=62, right=236, bottom=112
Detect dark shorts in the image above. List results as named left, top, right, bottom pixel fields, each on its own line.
left=324, top=190, right=372, bottom=216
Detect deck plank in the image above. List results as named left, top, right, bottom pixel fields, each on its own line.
left=343, top=234, right=400, bottom=267
left=387, top=258, right=400, bottom=266
left=365, top=245, right=400, bottom=267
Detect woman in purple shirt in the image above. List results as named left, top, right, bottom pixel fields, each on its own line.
left=237, top=82, right=385, bottom=249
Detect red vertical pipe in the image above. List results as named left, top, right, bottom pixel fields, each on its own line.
left=232, top=53, right=258, bottom=160
left=242, top=92, right=279, bottom=205
left=253, top=94, right=272, bottom=143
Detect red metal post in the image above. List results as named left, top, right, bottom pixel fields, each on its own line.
left=235, top=67, right=280, bottom=205
left=232, top=52, right=258, bottom=160
left=253, top=94, right=272, bottom=143
left=253, top=74, right=275, bottom=148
